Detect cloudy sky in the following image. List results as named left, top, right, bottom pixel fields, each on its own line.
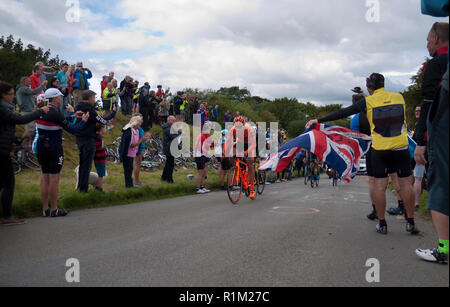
left=0, top=0, right=447, bottom=105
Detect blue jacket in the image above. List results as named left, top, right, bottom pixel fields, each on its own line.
left=350, top=114, right=360, bottom=132
left=73, top=69, right=93, bottom=90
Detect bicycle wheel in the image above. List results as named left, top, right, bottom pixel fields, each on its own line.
left=257, top=170, right=266, bottom=195
left=106, top=148, right=118, bottom=164
left=227, top=167, right=242, bottom=205
left=24, top=152, right=41, bottom=171
left=12, top=157, right=22, bottom=175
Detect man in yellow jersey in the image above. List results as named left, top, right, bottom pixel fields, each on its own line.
left=306, top=73, right=418, bottom=235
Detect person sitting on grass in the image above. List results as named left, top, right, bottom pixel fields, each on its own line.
left=94, top=123, right=107, bottom=193
left=118, top=115, right=151, bottom=188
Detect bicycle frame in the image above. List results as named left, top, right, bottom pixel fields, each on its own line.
left=232, top=158, right=250, bottom=190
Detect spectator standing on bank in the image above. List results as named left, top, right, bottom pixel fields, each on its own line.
left=74, top=90, right=117, bottom=193
left=159, top=98, right=170, bottom=124
left=133, top=114, right=148, bottom=187
left=0, top=81, right=49, bottom=226
left=37, top=88, right=89, bottom=218
left=102, top=82, right=118, bottom=116
left=161, top=116, right=180, bottom=184
left=118, top=115, right=150, bottom=188
left=72, top=62, right=92, bottom=104
left=119, top=76, right=134, bottom=116
left=415, top=18, right=449, bottom=264
left=94, top=124, right=107, bottom=193
left=16, top=76, right=47, bottom=149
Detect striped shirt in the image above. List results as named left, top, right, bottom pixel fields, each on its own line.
left=94, top=134, right=106, bottom=164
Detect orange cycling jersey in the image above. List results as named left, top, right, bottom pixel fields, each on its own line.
left=223, top=124, right=256, bottom=158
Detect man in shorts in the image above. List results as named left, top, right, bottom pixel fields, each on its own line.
left=306, top=73, right=419, bottom=235
left=194, top=124, right=213, bottom=194
left=36, top=88, right=89, bottom=217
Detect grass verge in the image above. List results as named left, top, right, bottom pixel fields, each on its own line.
left=12, top=164, right=222, bottom=218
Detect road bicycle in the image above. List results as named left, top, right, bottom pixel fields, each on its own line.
left=328, top=168, right=338, bottom=187
left=304, top=161, right=320, bottom=188
left=11, top=138, right=41, bottom=174
left=227, top=158, right=261, bottom=205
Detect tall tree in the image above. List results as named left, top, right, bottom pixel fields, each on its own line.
left=0, top=35, right=64, bottom=86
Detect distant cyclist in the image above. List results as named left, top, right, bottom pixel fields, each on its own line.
left=223, top=116, right=257, bottom=199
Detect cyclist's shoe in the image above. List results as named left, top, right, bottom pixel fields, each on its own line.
left=43, top=209, right=51, bottom=218
left=387, top=207, right=405, bottom=216
left=415, top=248, right=448, bottom=264
left=376, top=223, right=388, bottom=235
left=249, top=188, right=256, bottom=200
left=50, top=208, right=69, bottom=218
left=406, top=222, right=420, bottom=235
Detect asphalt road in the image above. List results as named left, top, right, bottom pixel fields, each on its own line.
left=0, top=176, right=448, bottom=287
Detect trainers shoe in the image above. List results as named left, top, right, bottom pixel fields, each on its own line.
left=367, top=210, right=378, bottom=221
left=43, top=209, right=51, bottom=217
left=197, top=189, right=207, bottom=194
left=276, top=179, right=281, bottom=183
left=202, top=188, right=211, bottom=193
left=50, top=208, right=69, bottom=218
left=1, top=217, right=27, bottom=226
left=265, top=182, right=272, bottom=185
left=376, top=223, right=388, bottom=235
left=416, top=248, right=448, bottom=264
left=387, top=207, right=405, bottom=216
left=406, top=222, right=420, bottom=235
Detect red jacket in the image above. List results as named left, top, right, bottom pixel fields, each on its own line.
left=30, top=73, right=41, bottom=90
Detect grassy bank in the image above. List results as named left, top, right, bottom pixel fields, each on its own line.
left=11, top=113, right=222, bottom=218
left=13, top=164, right=222, bottom=218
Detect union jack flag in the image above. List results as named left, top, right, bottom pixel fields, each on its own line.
left=259, top=124, right=372, bottom=183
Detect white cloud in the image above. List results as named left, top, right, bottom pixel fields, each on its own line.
left=0, top=0, right=446, bottom=106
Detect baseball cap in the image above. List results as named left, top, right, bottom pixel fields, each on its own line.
left=44, top=88, right=63, bottom=100
left=351, top=87, right=363, bottom=94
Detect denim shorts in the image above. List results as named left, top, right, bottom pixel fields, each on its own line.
left=95, top=163, right=106, bottom=178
